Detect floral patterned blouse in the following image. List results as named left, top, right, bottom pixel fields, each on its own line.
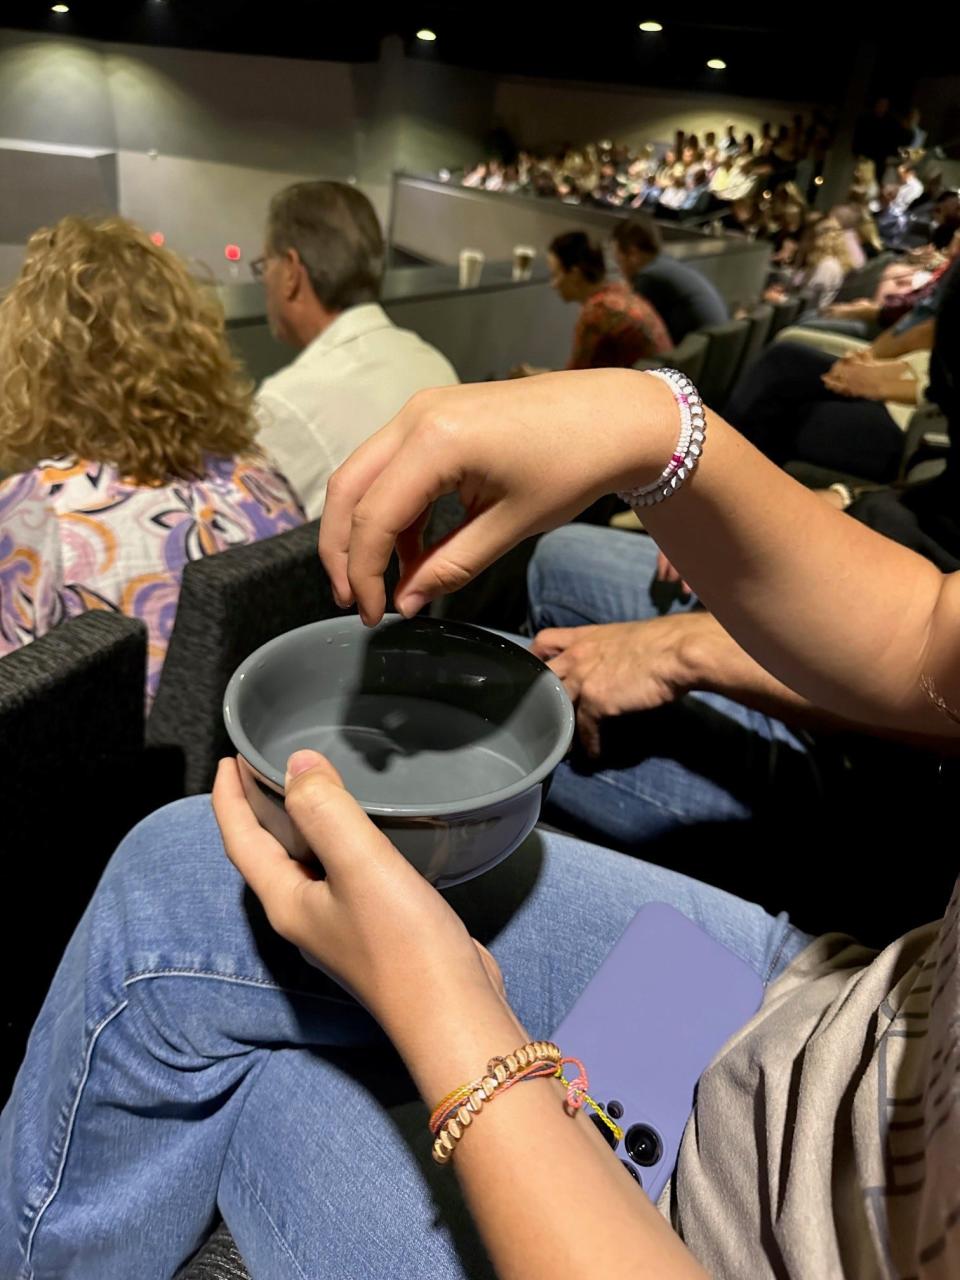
left=0, top=454, right=304, bottom=704
left=568, top=282, right=672, bottom=369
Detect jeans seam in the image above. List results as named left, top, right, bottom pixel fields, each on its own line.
left=21, top=968, right=357, bottom=1273
left=763, top=922, right=792, bottom=984
left=223, top=1146, right=311, bottom=1280
left=22, top=1001, right=129, bottom=1277
left=123, top=968, right=358, bottom=1007
left=565, top=765, right=709, bottom=825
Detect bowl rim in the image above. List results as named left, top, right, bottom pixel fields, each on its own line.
left=222, top=614, right=575, bottom=818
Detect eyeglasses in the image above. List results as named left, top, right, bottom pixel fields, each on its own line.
left=250, top=256, right=267, bottom=280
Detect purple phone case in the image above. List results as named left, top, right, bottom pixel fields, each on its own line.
left=551, top=902, right=764, bottom=1202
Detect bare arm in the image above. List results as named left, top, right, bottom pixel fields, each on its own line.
left=530, top=610, right=948, bottom=754
left=871, top=316, right=935, bottom=359
left=215, top=756, right=707, bottom=1280
left=641, top=405, right=958, bottom=736
left=319, top=368, right=960, bottom=741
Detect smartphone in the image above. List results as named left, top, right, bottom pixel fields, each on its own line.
left=551, top=902, right=764, bottom=1202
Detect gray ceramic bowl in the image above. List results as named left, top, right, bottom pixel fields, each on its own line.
left=223, top=614, right=575, bottom=887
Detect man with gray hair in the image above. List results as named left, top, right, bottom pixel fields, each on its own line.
left=253, top=181, right=457, bottom=518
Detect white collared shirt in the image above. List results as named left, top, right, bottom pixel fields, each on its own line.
left=255, top=303, right=458, bottom=518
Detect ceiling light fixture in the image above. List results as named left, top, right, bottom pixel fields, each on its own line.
left=638, top=21, right=662, bottom=31
left=51, top=3, right=69, bottom=11
left=416, top=28, right=437, bottom=41
left=706, top=58, right=727, bottom=70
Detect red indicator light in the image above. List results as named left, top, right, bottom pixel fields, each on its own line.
left=149, top=231, right=165, bottom=246
left=225, top=244, right=242, bottom=262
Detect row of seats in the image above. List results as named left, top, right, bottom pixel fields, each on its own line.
left=0, top=521, right=400, bottom=1098
left=635, top=251, right=946, bottom=486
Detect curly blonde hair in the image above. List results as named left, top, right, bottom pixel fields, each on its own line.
left=804, top=217, right=854, bottom=273
left=0, top=215, right=256, bottom=485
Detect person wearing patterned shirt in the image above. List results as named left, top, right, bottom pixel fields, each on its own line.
left=0, top=216, right=303, bottom=704
left=513, top=230, right=672, bottom=376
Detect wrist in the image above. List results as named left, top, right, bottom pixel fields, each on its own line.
left=674, top=612, right=739, bottom=696
left=388, top=986, right=529, bottom=1105
left=610, top=369, right=683, bottom=496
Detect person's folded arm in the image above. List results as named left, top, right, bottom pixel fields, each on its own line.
left=870, top=315, right=935, bottom=359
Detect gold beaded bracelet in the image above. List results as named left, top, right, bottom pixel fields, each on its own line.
left=429, top=1041, right=564, bottom=1165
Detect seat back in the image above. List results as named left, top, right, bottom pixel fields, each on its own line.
left=767, top=296, right=805, bottom=340
left=0, top=611, right=150, bottom=1098
left=740, top=303, right=775, bottom=370
left=696, top=319, right=751, bottom=409
left=633, top=329, right=709, bottom=383
left=147, top=519, right=344, bottom=795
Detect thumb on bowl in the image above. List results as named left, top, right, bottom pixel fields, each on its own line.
left=284, top=749, right=398, bottom=878
left=285, top=749, right=343, bottom=788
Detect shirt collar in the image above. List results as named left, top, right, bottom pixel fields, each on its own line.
left=303, top=302, right=394, bottom=358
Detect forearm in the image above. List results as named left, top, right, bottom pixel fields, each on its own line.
left=679, top=612, right=840, bottom=726
left=629, top=381, right=954, bottom=736
left=871, top=317, right=935, bottom=359
left=391, top=993, right=704, bottom=1280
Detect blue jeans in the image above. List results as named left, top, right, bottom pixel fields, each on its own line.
left=528, top=525, right=820, bottom=849
left=0, top=797, right=812, bottom=1279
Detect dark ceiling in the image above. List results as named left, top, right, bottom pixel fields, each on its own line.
left=2, top=2, right=955, bottom=107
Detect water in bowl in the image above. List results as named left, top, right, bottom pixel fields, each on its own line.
left=260, top=693, right=530, bottom=808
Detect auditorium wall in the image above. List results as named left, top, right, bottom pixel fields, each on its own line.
left=0, top=25, right=811, bottom=285
left=494, top=77, right=813, bottom=152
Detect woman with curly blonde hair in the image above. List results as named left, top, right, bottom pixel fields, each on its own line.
left=0, top=215, right=303, bottom=700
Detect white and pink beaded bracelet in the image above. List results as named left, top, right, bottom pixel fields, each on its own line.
left=616, top=367, right=706, bottom=507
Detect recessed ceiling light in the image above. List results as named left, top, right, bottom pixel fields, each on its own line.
left=51, top=3, right=69, bottom=11
left=416, top=28, right=437, bottom=41
left=706, top=58, right=727, bottom=70
left=638, top=21, right=663, bottom=32
left=814, top=175, right=825, bottom=186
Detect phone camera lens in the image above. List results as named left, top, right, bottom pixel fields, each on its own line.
left=606, top=1099, right=624, bottom=1120
left=621, top=1159, right=642, bottom=1186
left=625, top=1123, right=663, bottom=1167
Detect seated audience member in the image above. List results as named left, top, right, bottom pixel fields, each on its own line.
left=724, top=337, right=930, bottom=482
left=768, top=200, right=806, bottom=266
left=527, top=264, right=960, bottom=846
left=655, top=148, right=682, bottom=189
left=516, top=231, right=671, bottom=373
left=852, top=201, right=885, bottom=259
left=720, top=122, right=739, bottom=154
left=830, top=203, right=867, bottom=270
left=612, top=215, right=728, bottom=343
left=720, top=195, right=765, bottom=237
left=707, top=153, right=736, bottom=199
left=765, top=215, right=851, bottom=310
left=657, top=173, right=688, bottom=211
left=0, top=216, right=303, bottom=703
left=889, top=161, right=924, bottom=218
left=876, top=183, right=909, bottom=247
left=254, top=182, right=457, bottom=518
left=4, top=286, right=960, bottom=1280
left=811, top=229, right=960, bottom=345
left=852, top=156, right=880, bottom=206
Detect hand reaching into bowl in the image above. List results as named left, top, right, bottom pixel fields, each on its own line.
left=320, top=369, right=678, bottom=625
left=319, top=367, right=959, bottom=738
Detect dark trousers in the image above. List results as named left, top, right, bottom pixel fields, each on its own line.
left=726, top=341, right=905, bottom=482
